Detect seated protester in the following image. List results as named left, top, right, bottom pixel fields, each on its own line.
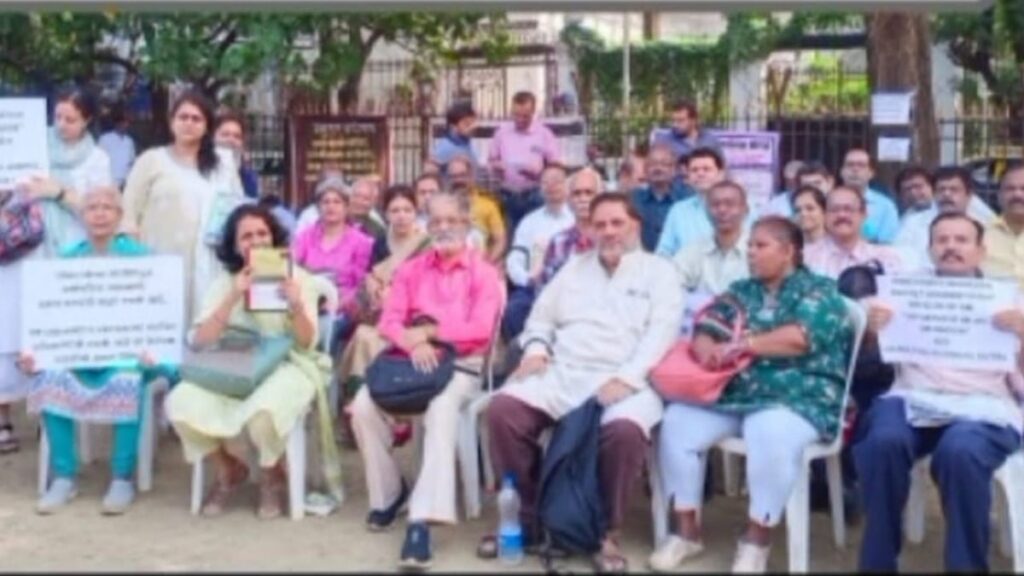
left=615, top=156, right=645, bottom=194
left=166, top=204, right=340, bottom=519
left=895, top=164, right=934, bottom=217
left=484, top=193, right=682, bottom=573
left=791, top=185, right=827, bottom=247
left=650, top=216, right=854, bottom=573
left=856, top=213, right=1024, bottom=572
left=657, top=147, right=756, bottom=257
left=414, top=173, right=442, bottom=231
left=804, top=186, right=904, bottom=280
left=781, top=159, right=805, bottom=197
left=291, top=175, right=374, bottom=355
left=350, top=176, right=387, bottom=242
left=350, top=189, right=503, bottom=571
left=535, top=166, right=603, bottom=288
left=339, top=184, right=430, bottom=400
left=672, top=180, right=750, bottom=296
left=501, top=164, right=576, bottom=340
left=296, top=167, right=346, bottom=234
left=983, top=164, right=1024, bottom=292
left=760, top=161, right=834, bottom=218
left=895, top=165, right=997, bottom=271
left=630, top=143, right=693, bottom=252
left=839, top=149, right=901, bottom=244
left=20, top=186, right=176, bottom=515
left=430, top=100, right=478, bottom=176
left=650, top=98, right=722, bottom=165
left=448, top=154, right=507, bottom=265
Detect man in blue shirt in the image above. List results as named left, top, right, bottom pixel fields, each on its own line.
left=657, top=147, right=756, bottom=257
left=650, top=99, right=722, bottom=165
left=839, top=148, right=901, bottom=244
left=631, top=143, right=693, bottom=251
left=430, top=100, right=478, bottom=177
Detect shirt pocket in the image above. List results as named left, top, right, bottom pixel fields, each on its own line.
left=613, top=283, right=653, bottom=334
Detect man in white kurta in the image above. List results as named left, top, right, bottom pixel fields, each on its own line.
left=484, top=193, right=683, bottom=570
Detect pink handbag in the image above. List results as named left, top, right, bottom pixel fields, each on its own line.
left=650, top=297, right=752, bottom=405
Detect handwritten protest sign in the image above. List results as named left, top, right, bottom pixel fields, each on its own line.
left=0, top=98, right=48, bottom=190
left=877, top=275, right=1019, bottom=371
left=20, top=255, right=185, bottom=370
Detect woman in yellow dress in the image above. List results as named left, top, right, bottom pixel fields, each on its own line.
left=165, top=204, right=341, bottom=519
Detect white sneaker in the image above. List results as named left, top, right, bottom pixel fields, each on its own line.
left=649, top=535, right=704, bottom=572
left=37, top=478, right=78, bottom=515
left=731, top=540, right=770, bottom=573
left=101, top=479, right=136, bottom=515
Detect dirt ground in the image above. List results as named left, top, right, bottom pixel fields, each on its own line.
left=0, top=408, right=1012, bottom=573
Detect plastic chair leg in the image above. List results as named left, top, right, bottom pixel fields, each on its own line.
left=286, top=421, right=306, bottom=521
left=825, top=454, right=846, bottom=548
left=785, top=461, right=811, bottom=573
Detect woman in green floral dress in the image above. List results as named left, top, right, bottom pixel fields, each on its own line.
left=649, top=216, right=853, bottom=574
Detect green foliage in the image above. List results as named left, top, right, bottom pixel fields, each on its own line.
left=781, top=53, right=869, bottom=114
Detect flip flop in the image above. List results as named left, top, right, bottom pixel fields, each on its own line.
left=0, top=424, right=19, bottom=454
left=200, top=459, right=249, bottom=517
left=591, top=550, right=629, bottom=574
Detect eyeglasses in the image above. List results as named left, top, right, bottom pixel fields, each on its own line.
left=571, top=188, right=597, bottom=197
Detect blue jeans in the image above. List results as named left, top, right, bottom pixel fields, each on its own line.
left=855, top=396, right=1021, bottom=571
left=499, top=188, right=543, bottom=238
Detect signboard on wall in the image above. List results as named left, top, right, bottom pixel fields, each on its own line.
left=710, top=130, right=781, bottom=213
left=287, top=115, right=389, bottom=208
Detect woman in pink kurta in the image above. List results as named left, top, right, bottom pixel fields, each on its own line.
left=291, top=176, right=374, bottom=355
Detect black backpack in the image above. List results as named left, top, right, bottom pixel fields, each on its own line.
left=836, top=260, right=895, bottom=410
left=536, top=398, right=607, bottom=567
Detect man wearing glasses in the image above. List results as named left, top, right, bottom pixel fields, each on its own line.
left=804, top=186, right=905, bottom=280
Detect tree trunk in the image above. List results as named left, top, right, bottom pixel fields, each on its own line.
left=866, top=12, right=938, bottom=187
left=642, top=12, right=659, bottom=41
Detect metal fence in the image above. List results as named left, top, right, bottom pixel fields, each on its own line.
left=127, top=109, right=1024, bottom=206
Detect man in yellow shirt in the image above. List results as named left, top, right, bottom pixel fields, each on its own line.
left=982, top=164, right=1024, bottom=290
left=447, top=154, right=507, bottom=265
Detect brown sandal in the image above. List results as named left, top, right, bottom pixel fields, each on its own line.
left=201, top=456, right=249, bottom=517
left=591, top=550, right=629, bottom=574
left=257, top=466, right=286, bottom=520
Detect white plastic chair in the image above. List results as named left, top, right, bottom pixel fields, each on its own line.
left=38, top=376, right=170, bottom=495
left=903, top=451, right=1024, bottom=571
left=651, top=297, right=866, bottom=572
left=189, top=406, right=309, bottom=521
left=310, top=273, right=340, bottom=418
left=414, top=300, right=506, bottom=520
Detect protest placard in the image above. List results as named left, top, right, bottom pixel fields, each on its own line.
left=877, top=275, right=1019, bottom=371
left=20, top=255, right=186, bottom=370
left=0, top=98, right=48, bottom=190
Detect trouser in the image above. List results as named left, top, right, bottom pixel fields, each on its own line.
left=500, top=286, right=536, bottom=342
left=44, top=412, right=139, bottom=479
left=658, top=403, right=819, bottom=527
left=486, top=394, right=648, bottom=538
left=328, top=314, right=356, bottom=359
left=350, top=360, right=481, bottom=524
left=854, top=397, right=1020, bottom=572
left=500, top=188, right=543, bottom=238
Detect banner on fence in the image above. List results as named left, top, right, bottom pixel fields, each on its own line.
left=20, top=255, right=186, bottom=371
left=0, top=98, right=48, bottom=191
left=710, top=130, right=781, bottom=213
left=877, top=275, right=1019, bottom=372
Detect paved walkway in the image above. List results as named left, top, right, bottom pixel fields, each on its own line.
left=0, top=410, right=1012, bottom=572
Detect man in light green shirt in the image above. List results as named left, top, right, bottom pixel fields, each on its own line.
left=672, top=179, right=751, bottom=296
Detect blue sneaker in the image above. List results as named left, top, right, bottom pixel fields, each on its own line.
left=366, top=480, right=409, bottom=532
left=398, top=522, right=432, bottom=571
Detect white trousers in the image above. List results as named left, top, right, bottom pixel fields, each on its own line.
left=658, top=402, right=819, bottom=527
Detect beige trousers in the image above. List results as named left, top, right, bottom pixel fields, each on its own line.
left=350, top=357, right=482, bottom=524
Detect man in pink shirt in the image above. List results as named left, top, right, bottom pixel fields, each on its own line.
left=349, top=188, right=503, bottom=571
left=487, top=91, right=560, bottom=236
left=804, top=186, right=904, bottom=279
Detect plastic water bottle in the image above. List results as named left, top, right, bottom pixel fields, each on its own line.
left=497, top=473, right=524, bottom=565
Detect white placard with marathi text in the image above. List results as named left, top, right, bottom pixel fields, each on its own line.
left=877, top=275, right=1019, bottom=372
left=0, top=98, right=49, bottom=190
left=20, top=255, right=186, bottom=370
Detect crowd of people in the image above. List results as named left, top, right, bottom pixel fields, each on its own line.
left=2, top=85, right=1024, bottom=575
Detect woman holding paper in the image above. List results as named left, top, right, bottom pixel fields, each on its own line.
left=165, top=204, right=342, bottom=519
left=0, top=87, right=113, bottom=454
left=18, top=186, right=174, bottom=515
left=120, top=90, right=244, bottom=325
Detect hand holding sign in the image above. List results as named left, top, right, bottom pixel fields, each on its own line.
left=994, top=309, right=1024, bottom=339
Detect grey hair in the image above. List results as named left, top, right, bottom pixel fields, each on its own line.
left=314, top=175, right=349, bottom=201
left=80, top=184, right=122, bottom=209
left=570, top=166, right=606, bottom=194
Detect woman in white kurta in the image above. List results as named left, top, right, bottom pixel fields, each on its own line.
left=121, top=90, right=244, bottom=325
left=0, top=88, right=112, bottom=454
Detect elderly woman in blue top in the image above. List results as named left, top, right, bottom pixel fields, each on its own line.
left=18, top=185, right=174, bottom=516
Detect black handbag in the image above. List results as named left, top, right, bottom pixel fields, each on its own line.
left=366, top=339, right=460, bottom=415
